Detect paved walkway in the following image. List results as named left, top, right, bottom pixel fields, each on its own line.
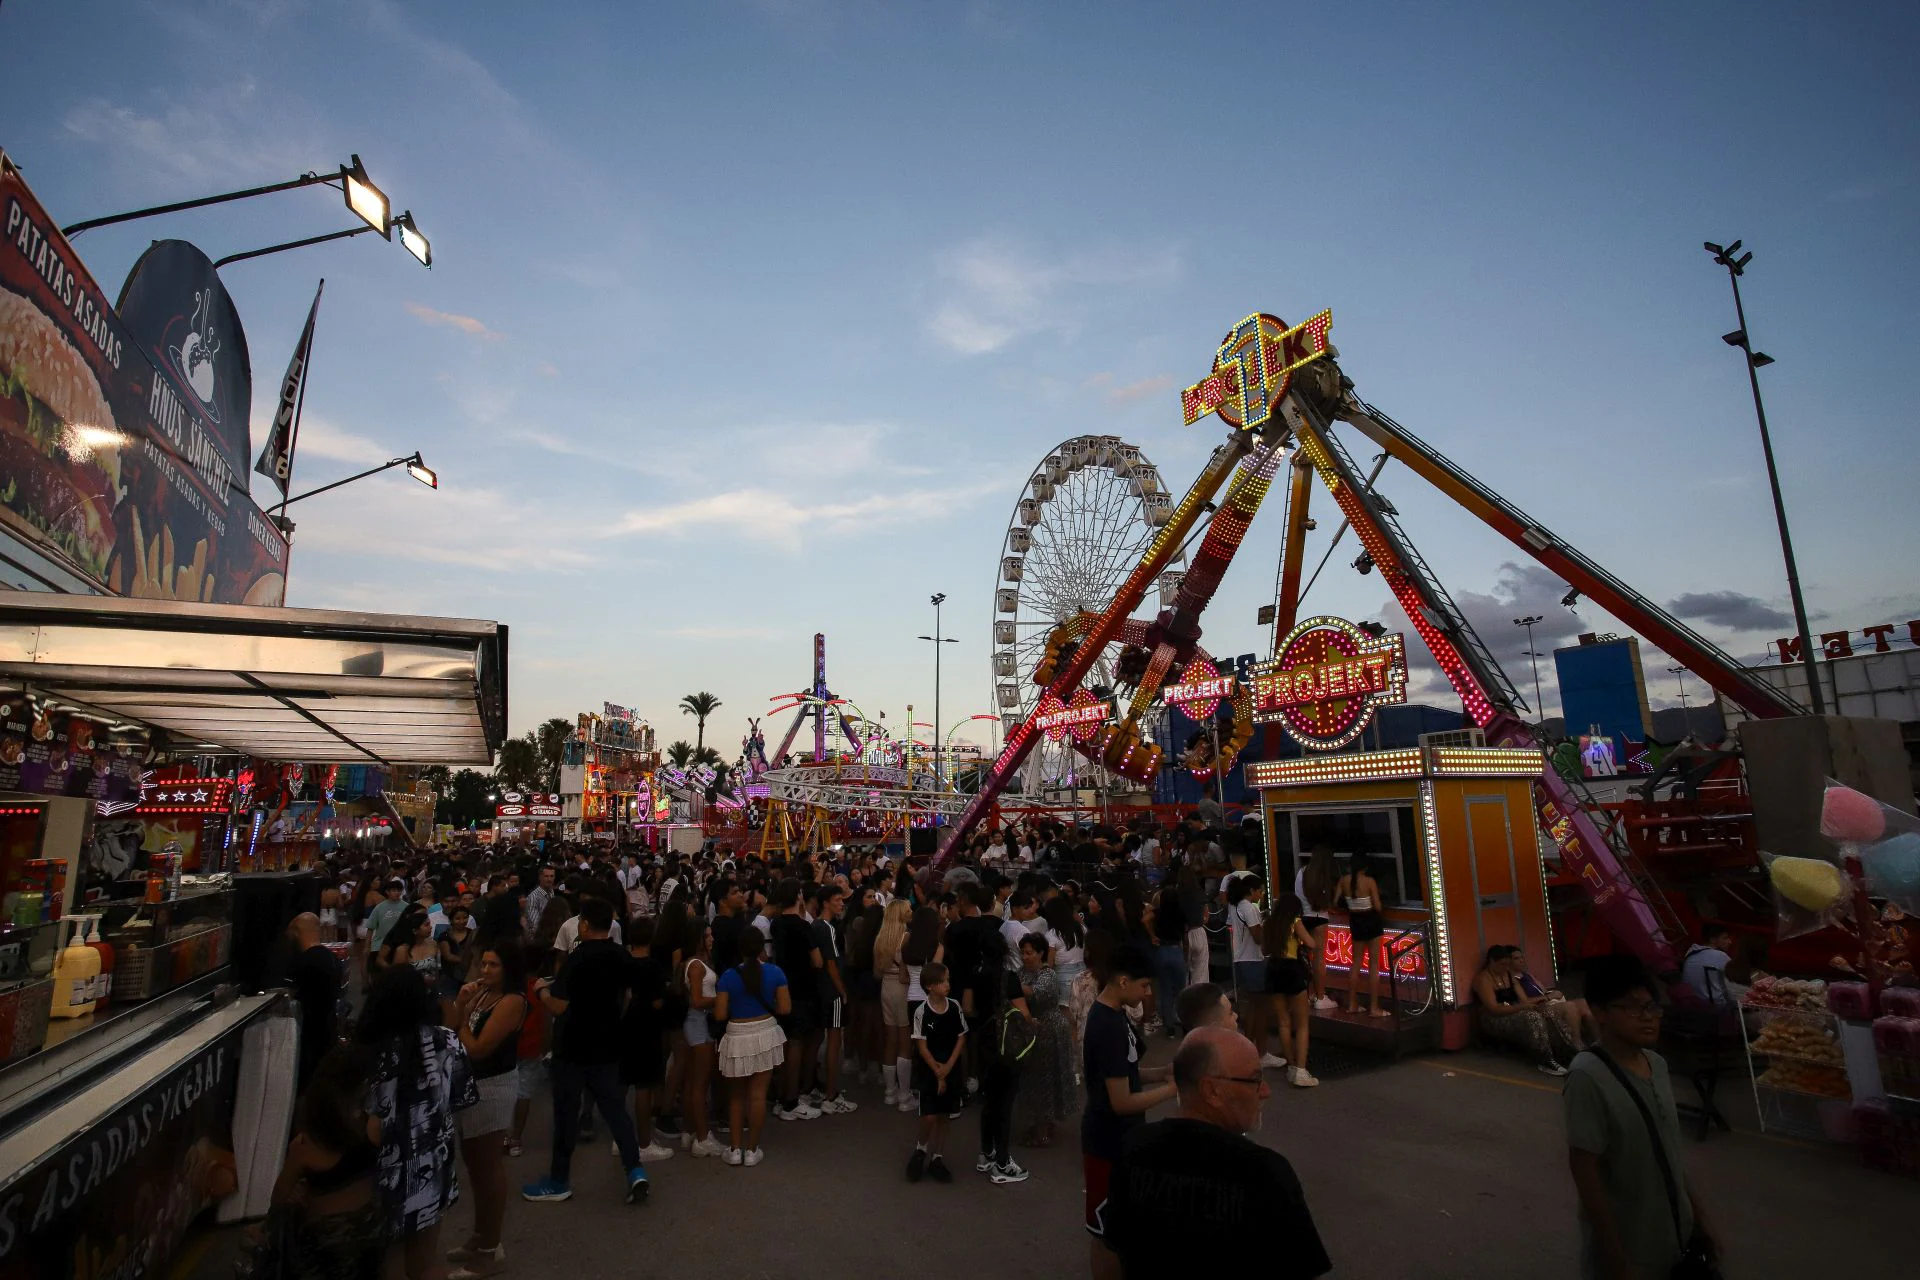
left=185, top=1047, right=1908, bottom=1279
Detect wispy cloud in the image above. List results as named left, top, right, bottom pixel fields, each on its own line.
left=291, top=416, right=392, bottom=466
left=405, top=302, right=504, bottom=342
left=536, top=361, right=560, bottom=378
left=1086, top=373, right=1173, bottom=407
left=925, top=237, right=1181, bottom=356
left=607, top=479, right=1003, bottom=547
left=62, top=85, right=318, bottom=193
left=666, top=625, right=776, bottom=640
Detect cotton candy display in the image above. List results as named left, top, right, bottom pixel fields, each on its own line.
left=1761, top=850, right=1853, bottom=939
left=1861, top=831, right=1920, bottom=913
left=1820, top=783, right=1888, bottom=842
left=1769, top=854, right=1850, bottom=912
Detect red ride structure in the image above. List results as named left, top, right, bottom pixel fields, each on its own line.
left=938, top=309, right=1807, bottom=978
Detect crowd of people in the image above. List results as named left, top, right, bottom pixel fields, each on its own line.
left=255, top=807, right=1720, bottom=1280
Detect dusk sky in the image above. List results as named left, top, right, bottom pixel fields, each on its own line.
left=3, top=0, right=1915, bottom=752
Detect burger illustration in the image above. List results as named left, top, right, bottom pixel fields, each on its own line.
left=0, top=288, right=124, bottom=583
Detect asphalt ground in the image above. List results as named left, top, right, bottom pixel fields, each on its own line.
left=182, top=1042, right=1910, bottom=1280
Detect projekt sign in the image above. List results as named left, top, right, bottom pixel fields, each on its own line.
left=1251, top=616, right=1408, bottom=750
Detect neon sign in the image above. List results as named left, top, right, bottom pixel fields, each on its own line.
left=1181, top=310, right=1333, bottom=431
left=1252, top=615, right=1408, bottom=750
left=1034, top=688, right=1110, bottom=742
left=1164, top=656, right=1234, bottom=721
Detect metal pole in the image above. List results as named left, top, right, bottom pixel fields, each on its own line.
left=62, top=169, right=335, bottom=237
left=933, top=598, right=943, bottom=789
left=214, top=225, right=375, bottom=269
left=1717, top=253, right=1825, bottom=713
left=280, top=455, right=408, bottom=505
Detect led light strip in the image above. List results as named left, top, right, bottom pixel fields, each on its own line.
left=1427, top=747, right=1545, bottom=777
left=1418, top=779, right=1456, bottom=1006
left=1245, top=748, right=1425, bottom=788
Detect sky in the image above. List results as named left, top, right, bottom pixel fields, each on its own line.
left=2, top=0, right=1916, bottom=757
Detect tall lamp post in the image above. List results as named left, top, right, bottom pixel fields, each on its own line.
left=273, top=451, right=437, bottom=535
left=1669, top=665, right=1691, bottom=717
left=918, top=594, right=958, bottom=787
left=1705, top=240, right=1824, bottom=714
left=1513, top=615, right=1547, bottom=721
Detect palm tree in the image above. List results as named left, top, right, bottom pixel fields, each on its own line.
left=666, top=739, right=695, bottom=768
left=679, top=692, right=722, bottom=752
left=535, top=717, right=574, bottom=790
left=494, top=735, right=540, bottom=792
left=692, top=745, right=723, bottom=768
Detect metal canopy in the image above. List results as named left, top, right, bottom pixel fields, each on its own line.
left=0, top=595, right=507, bottom=767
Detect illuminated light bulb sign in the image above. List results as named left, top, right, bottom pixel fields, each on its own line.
left=1034, top=688, right=1111, bottom=742
left=1252, top=615, right=1409, bottom=750
left=1181, top=310, right=1334, bottom=430
left=1163, top=657, right=1235, bottom=721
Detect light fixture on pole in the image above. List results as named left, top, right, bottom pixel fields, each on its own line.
left=1513, top=615, right=1546, bottom=720
left=65, top=153, right=390, bottom=237
left=1668, top=665, right=1691, bottom=718
left=918, top=593, right=958, bottom=788
left=1705, top=239, right=1824, bottom=714
left=276, top=451, right=437, bottom=527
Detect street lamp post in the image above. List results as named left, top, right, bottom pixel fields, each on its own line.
left=918, top=594, right=959, bottom=788
left=1705, top=240, right=1825, bottom=714
left=1668, top=665, right=1691, bottom=723
left=1513, top=615, right=1546, bottom=721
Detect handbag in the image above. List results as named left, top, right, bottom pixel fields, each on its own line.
left=1590, top=1049, right=1722, bottom=1280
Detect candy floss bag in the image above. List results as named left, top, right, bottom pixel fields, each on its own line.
left=1759, top=848, right=1852, bottom=940
left=1820, top=779, right=1920, bottom=918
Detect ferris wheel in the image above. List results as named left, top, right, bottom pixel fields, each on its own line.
left=991, top=435, right=1180, bottom=796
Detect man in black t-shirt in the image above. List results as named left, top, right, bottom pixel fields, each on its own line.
left=1104, top=1027, right=1330, bottom=1278
left=1083, top=944, right=1176, bottom=1280
left=768, top=879, right=824, bottom=1120
left=811, top=883, right=858, bottom=1114
left=525, top=899, right=649, bottom=1205
left=284, top=912, right=342, bottom=1094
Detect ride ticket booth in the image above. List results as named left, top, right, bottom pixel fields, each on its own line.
left=1248, top=618, right=1556, bottom=1049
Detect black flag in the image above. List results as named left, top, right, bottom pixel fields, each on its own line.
left=254, top=280, right=323, bottom=497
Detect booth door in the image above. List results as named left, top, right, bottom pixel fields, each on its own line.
left=1463, top=794, right=1521, bottom=965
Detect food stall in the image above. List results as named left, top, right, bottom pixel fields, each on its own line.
left=1247, top=617, right=1556, bottom=1048
left=0, top=594, right=506, bottom=1277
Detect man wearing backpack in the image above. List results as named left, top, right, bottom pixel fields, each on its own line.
left=974, top=932, right=1032, bottom=1184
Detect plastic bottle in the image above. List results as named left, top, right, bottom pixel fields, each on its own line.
left=83, top=917, right=114, bottom=1004
left=50, top=920, right=101, bottom=1018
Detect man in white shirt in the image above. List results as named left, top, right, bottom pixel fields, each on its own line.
left=1680, top=926, right=1744, bottom=1008
left=1000, top=891, right=1042, bottom=970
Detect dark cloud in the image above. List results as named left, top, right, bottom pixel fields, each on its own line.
left=1667, top=591, right=1792, bottom=632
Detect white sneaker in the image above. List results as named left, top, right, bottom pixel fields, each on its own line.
left=990, top=1161, right=1030, bottom=1184
left=635, top=1142, right=675, bottom=1161
left=723, top=1147, right=744, bottom=1166
left=792, top=1101, right=822, bottom=1120
left=1287, top=1066, right=1320, bottom=1088
left=882, top=1090, right=898, bottom=1106
left=677, top=1130, right=694, bottom=1150
left=1312, top=996, right=1338, bottom=1010
left=898, top=1095, right=918, bottom=1113
left=690, top=1135, right=728, bottom=1158
left=975, top=1153, right=996, bottom=1172
left=743, top=1147, right=765, bottom=1167
left=819, top=1094, right=858, bottom=1114
left=806, top=1088, right=827, bottom=1105
left=1260, top=1053, right=1289, bottom=1070
left=1538, top=1062, right=1570, bottom=1077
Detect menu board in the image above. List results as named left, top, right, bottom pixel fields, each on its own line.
left=0, top=693, right=144, bottom=805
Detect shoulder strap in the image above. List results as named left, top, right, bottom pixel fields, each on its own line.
left=1589, top=1049, right=1687, bottom=1251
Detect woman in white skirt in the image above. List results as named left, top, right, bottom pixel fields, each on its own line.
left=712, top=925, right=790, bottom=1167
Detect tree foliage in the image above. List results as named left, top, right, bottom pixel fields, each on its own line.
left=679, top=692, right=722, bottom=751
left=666, top=739, right=695, bottom=768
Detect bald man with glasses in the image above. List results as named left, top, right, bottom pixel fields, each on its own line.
left=1100, top=1026, right=1329, bottom=1278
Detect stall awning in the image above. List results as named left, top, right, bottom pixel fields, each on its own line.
left=0, top=595, right=507, bottom=766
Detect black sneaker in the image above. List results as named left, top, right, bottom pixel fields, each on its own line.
left=927, top=1155, right=953, bottom=1184
left=905, top=1149, right=927, bottom=1183
left=654, top=1115, right=683, bottom=1137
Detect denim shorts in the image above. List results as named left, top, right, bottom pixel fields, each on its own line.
left=514, top=1055, right=547, bottom=1100
left=1232, top=959, right=1268, bottom=996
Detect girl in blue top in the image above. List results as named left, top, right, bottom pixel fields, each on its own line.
left=713, top=925, right=791, bottom=1167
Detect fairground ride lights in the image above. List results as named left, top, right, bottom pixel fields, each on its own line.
left=1244, top=749, right=1425, bottom=788
left=1418, top=780, right=1456, bottom=1005
left=1181, top=310, right=1334, bottom=431
left=1426, top=747, right=1545, bottom=777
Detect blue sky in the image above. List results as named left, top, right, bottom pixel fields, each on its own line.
left=3, top=0, right=1915, bottom=750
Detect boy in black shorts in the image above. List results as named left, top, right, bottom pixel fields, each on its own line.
left=906, top=962, right=968, bottom=1184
